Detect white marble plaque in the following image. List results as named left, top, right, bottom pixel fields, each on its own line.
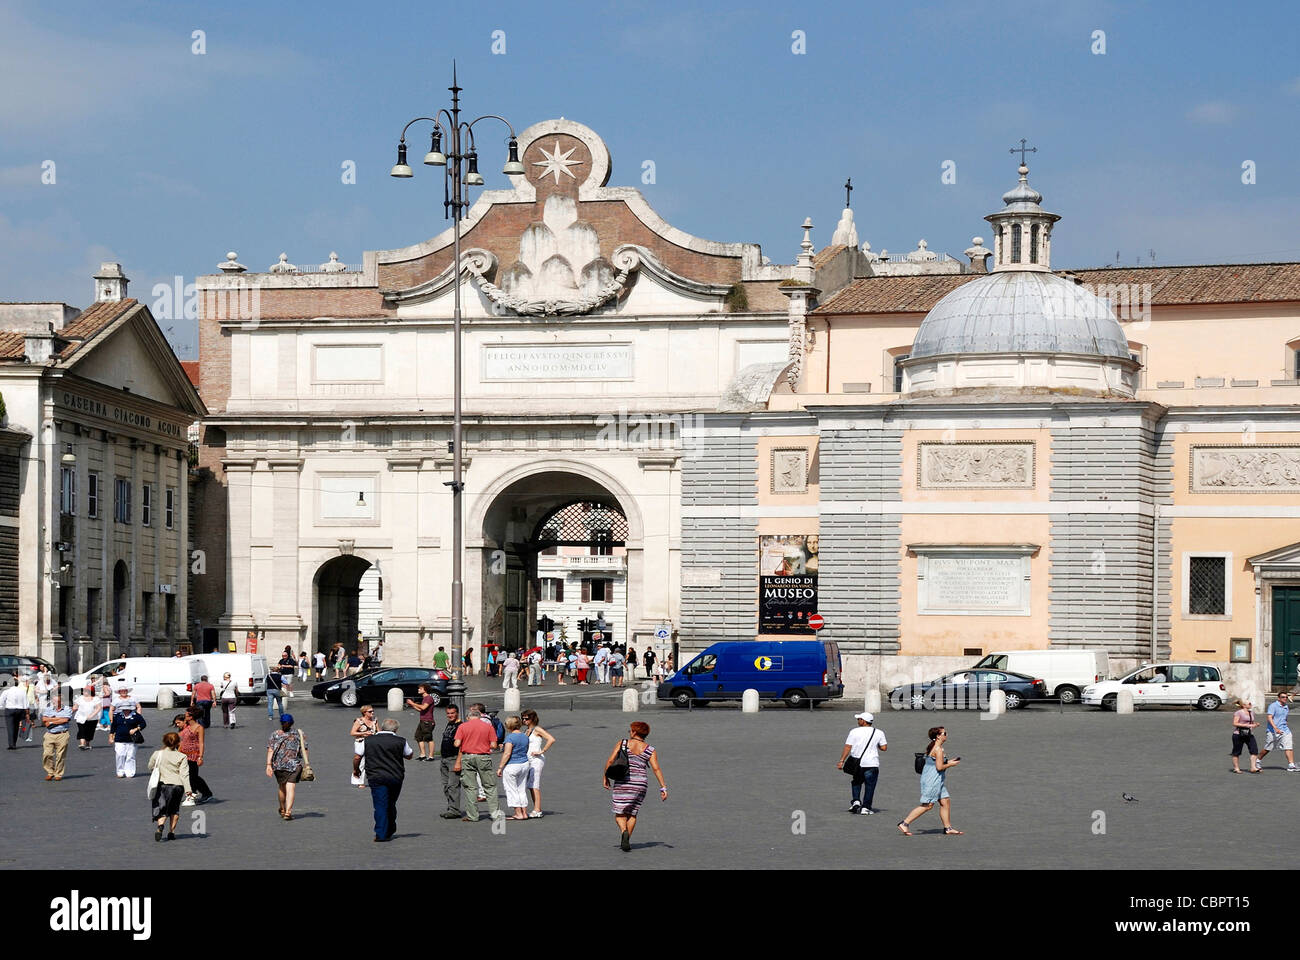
left=482, top=343, right=632, bottom=381
left=313, top=344, right=383, bottom=382
left=917, top=552, right=1032, bottom=616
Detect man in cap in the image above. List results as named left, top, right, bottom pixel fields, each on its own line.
left=836, top=711, right=888, bottom=814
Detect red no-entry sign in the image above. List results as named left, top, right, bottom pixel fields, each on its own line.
left=807, top=614, right=824, bottom=631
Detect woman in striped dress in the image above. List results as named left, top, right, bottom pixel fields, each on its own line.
left=603, top=721, right=668, bottom=852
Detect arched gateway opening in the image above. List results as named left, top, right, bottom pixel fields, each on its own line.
left=314, top=555, right=374, bottom=657
left=480, top=471, right=631, bottom=656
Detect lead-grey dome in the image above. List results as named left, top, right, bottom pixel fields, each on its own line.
left=909, top=270, right=1130, bottom=361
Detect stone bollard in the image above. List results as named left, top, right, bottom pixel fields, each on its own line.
left=1116, top=688, right=1135, bottom=714
left=504, top=688, right=521, bottom=713
left=864, top=688, right=882, bottom=714
left=742, top=688, right=760, bottom=713
left=156, top=687, right=174, bottom=711
left=622, top=688, right=639, bottom=713
left=987, top=689, right=1006, bottom=717
left=387, top=686, right=404, bottom=713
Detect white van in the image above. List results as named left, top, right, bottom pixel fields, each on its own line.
left=185, top=653, right=267, bottom=704
left=971, top=649, right=1110, bottom=704
left=65, top=657, right=204, bottom=705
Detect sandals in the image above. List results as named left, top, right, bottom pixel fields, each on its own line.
left=943, top=827, right=965, bottom=835
left=896, top=821, right=912, bottom=836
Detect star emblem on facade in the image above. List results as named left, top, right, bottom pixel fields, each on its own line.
left=532, top=140, right=583, bottom=185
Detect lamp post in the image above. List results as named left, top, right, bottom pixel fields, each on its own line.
left=390, top=66, right=524, bottom=715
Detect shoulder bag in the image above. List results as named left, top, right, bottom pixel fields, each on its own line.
left=605, top=739, right=630, bottom=782
left=298, top=730, right=315, bottom=781
left=146, top=763, right=161, bottom=800
left=842, top=729, right=875, bottom=776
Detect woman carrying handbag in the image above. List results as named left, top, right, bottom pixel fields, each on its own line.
left=266, top=713, right=311, bottom=821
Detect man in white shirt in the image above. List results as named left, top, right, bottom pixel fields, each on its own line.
left=526, top=650, right=543, bottom=686
left=595, top=645, right=611, bottom=684
left=836, top=712, right=888, bottom=815
left=1, top=676, right=29, bottom=749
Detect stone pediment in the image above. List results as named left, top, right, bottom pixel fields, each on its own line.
left=375, top=118, right=778, bottom=317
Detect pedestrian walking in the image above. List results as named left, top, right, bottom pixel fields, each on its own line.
left=332, top=645, right=347, bottom=679
left=265, top=669, right=285, bottom=719
left=41, top=693, right=74, bottom=780
left=662, top=653, right=674, bottom=675
left=453, top=704, right=500, bottom=822
left=1258, top=692, right=1297, bottom=771
left=627, top=647, right=638, bottom=682
left=148, top=732, right=192, bottom=841
left=278, top=649, right=296, bottom=698
left=175, top=709, right=213, bottom=804
left=609, top=648, right=626, bottom=688
left=898, top=726, right=963, bottom=835
left=521, top=708, right=555, bottom=818
left=349, top=704, right=379, bottom=787
left=190, top=674, right=216, bottom=729
left=109, top=703, right=147, bottom=778
left=218, top=673, right=240, bottom=728
left=836, top=711, right=887, bottom=814
left=353, top=717, right=413, bottom=841
left=266, top=713, right=309, bottom=820
left=313, top=650, right=326, bottom=680
left=1231, top=700, right=1262, bottom=774
left=526, top=649, right=542, bottom=686
left=19, top=672, right=37, bottom=743
left=433, top=646, right=450, bottom=673
left=371, top=639, right=385, bottom=666
left=463, top=648, right=473, bottom=674
left=74, top=687, right=100, bottom=750
left=437, top=704, right=463, bottom=818
left=486, top=647, right=498, bottom=679
left=575, top=650, right=590, bottom=685
left=603, top=720, right=668, bottom=852
left=297, top=651, right=310, bottom=682
left=502, top=651, right=520, bottom=689
left=405, top=684, right=437, bottom=760
left=498, top=716, right=531, bottom=820
left=1, top=674, right=27, bottom=749
left=98, top=678, right=112, bottom=730
left=643, top=647, right=657, bottom=682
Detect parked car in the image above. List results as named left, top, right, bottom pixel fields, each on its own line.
left=889, top=669, right=1047, bottom=710
left=972, top=649, right=1110, bottom=704
left=66, top=657, right=205, bottom=705
left=0, top=655, right=55, bottom=686
left=1082, top=663, right=1228, bottom=711
left=312, top=667, right=449, bottom=707
left=657, top=639, right=843, bottom=708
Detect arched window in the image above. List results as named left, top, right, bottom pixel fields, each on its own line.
left=1010, top=223, right=1022, bottom=263
left=1030, top=224, right=1040, bottom=264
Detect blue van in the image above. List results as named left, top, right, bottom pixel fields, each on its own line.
left=657, top=640, right=843, bottom=708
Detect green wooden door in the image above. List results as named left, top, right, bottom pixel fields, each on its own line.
left=1271, top=587, right=1300, bottom=686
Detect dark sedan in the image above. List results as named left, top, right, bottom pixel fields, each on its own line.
left=889, top=669, right=1047, bottom=710
left=311, top=667, right=449, bottom=707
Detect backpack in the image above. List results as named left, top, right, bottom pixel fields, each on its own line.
left=914, top=752, right=927, bottom=775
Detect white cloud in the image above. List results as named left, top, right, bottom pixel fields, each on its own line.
left=1187, top=100, right=1235, bottom=124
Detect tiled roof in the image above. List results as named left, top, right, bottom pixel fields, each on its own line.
left=813, top=263, right=1300, bottom=316
left=812, top=245, right=847, bottom=269
left=0, top=332, right=27, bottom=360
left=0, top=299, right=137, bottom=363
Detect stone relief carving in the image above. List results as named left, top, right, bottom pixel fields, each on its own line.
left=1192, top=446, right=1300, bottom=492
left=918, top=442, right=1034, bottom=489
left=771, top=447, right=809, bottom=494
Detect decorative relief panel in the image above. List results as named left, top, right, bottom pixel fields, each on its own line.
left=771, top=447, right=809, bottom=494
left=1191, top=445, right=1300, bottom=493
left=917, top=441, right=1034, bottom=489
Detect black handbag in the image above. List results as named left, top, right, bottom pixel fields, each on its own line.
left=842, top=729, right=875, bottom=775
left=605, top=739, right=630, bottom=782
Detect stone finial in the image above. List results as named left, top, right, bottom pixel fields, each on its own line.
left=795, top=217, right=816, bottom=282
left=830, top=207, right=859, bottom=248
left=861, top=240, right=878, bottom=263
left=269, top=253, right=297, bottom=274
left=906, top=239, right=937, bottom=262
left=319, top=252, right=347, bottom=273
left=964, top=236, right=992, bottom=273
left=218, top=251, right=247, bottom=273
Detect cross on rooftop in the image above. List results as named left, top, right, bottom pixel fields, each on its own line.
left=844, top=178, right=852, bottom=208
left=1010, top=138, right=1037, bottom=165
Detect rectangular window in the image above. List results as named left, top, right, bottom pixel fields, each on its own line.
left=141, top=484, right=152, bottom=527
left=539, top=578, right=564, bottom=602
left=1186, top=554, right=1228, bottom=616
left=1029, top=224, right=1040, bottom=264
left=60, top=467, right=76, bottom=516
left=87, top=473, right=99, bottom=518
left=1011, top=224, right=1022, bottom=263
left=165, top=487, right=175, bottom=529
left=893, top=354, right=910, bottom=393
left=588, top=579, right=610, bottom=603
left=114, top=477, right=131, bottom=523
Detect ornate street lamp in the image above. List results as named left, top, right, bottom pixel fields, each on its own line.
left=390, top=65, right=522, bottom=714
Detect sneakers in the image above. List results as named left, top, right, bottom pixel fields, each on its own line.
left=859, top=807, right=875, bottom=815
left=849, top=800, right=861, bottom=814
left=1289, top=763, right=1298, bottom=772
left=181, top=795, right=196, bottom=807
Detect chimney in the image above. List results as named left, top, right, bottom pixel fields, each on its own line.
left=964, top=237, right=991, bottom=274
left=93, top=262, right=129, bottom=302
left=24, top=321, right=57, bottom=364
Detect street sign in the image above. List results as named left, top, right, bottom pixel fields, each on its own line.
left=654, top=624, right=670, bottom=641
left=807, top=614, right=825, bottom=630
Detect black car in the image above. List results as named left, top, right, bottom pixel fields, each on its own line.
left=311, top=667, right=449, bottom=707
left=889, top=669, right=1047, bottom=710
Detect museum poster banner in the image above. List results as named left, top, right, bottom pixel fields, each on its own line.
left=759, top=535, right=818, bottom=634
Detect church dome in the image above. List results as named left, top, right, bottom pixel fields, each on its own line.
left=909, top=269, right=1130, bottom=361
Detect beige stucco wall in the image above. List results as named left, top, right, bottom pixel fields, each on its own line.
left=1121, top=303, right=1300, bottom=388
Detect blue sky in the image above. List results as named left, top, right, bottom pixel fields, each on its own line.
left=2, top=0, right=1298, bottom=357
